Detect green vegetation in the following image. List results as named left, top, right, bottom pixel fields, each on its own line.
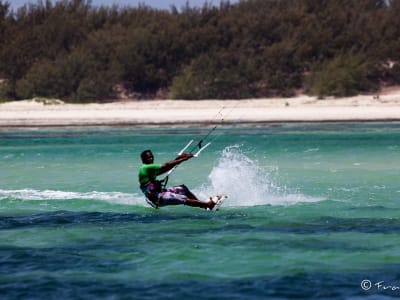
left=0, top=0, right=399, bottom=102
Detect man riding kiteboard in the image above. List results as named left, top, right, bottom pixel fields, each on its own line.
left=138, top=149, right=222, bottom=210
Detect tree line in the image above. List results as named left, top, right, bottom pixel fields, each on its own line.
left=0, top=0, right=399, bottom=102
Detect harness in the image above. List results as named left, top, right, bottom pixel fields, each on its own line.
left=141, top=180, right=164, bottom=209
left=145, top=195, right=161, bottom=209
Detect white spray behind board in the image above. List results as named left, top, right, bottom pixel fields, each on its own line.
left=198, top=145, right=323, bottom=207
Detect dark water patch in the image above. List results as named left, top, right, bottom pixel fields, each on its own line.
left=174, top=215, right=400, bottom=236
left=348, top=205, right=400, bottom=211
left=3, top=210, right=400, bottom=236
left=270, top=216, right=400, bottom=234
left=0, top=210, right=215, bottom=230
left=0, top=245, right=140, bottom=274
left=1, top=268, right=400, bottom=299
left=300, top=217, right=400, bottom=234
left=210, top=236, right=377, bottom=253
left=232, top=216, right=400, bottom=235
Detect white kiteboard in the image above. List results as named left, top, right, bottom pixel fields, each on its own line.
left=209, top=195, right=227, bottom=211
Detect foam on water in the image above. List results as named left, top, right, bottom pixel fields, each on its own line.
left=0, top=189, right=145, bottom=206
left=198, top=145, right=324, bottom=207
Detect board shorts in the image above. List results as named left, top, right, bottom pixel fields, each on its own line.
left=141, top=183, right=190, bottom=207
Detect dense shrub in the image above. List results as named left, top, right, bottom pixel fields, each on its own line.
left=305, top=53, right=380, bottom=98
left=0, top=0, right=399, bottom=101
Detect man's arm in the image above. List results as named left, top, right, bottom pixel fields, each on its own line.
left=159, top=153, right=193, bottom=175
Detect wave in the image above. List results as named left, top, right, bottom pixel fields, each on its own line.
left=196, top=145, right=324, bottom=207
left=0, top=189, right=145, bottom=206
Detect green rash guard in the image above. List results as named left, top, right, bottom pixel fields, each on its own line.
left=138, top=163, right=162, bottom=187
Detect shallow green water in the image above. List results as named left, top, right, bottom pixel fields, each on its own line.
left=1, top=123, right=400, bottom=299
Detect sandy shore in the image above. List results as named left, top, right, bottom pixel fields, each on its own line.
left=1, top=89, right=400, bottom=127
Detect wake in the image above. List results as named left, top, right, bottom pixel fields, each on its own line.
left=0, top=189, right=144, bottom=206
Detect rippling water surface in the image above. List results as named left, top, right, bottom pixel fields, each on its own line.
left=1, top=123, right=400, bottom=299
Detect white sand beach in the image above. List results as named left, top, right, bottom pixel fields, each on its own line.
left=1, top=88, right=400, bottom=127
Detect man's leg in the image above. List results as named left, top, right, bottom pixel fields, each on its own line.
left=161, top=188, right=214, bottom=210
left=184, top=198, right=213, bottom=209
left=186, top=195, right=224, bottom=210
left=169, top=184, right=200, bottom=201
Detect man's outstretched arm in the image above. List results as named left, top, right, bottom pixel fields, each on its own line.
left=159, top=153, right=193, bottom=175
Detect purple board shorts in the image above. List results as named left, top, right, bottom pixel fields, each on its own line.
left=141, top=183, right=190, bottom=207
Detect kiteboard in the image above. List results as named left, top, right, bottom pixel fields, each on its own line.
left=209, top=195, right=227, bottom=211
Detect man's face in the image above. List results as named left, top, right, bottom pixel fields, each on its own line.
left=142, top=151, right=154, bottom=164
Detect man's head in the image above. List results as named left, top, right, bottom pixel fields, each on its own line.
left=141, top=150, right=154, bottom=164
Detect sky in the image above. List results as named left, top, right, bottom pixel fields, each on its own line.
left=9, top=0, right=240, bottom=11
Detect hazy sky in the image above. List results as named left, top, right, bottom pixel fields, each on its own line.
left=9, top=0, right=240, bottom=11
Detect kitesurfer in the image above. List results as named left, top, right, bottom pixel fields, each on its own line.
left=139, top=149, right=221, bottom=209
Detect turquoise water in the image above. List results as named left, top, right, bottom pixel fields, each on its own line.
left=1, top=123, right=400, bottom=299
